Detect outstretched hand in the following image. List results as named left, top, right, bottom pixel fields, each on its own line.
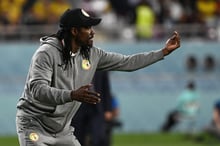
left=71, top=84, right=101, bottom=104
left=163, top=31, right=180, bottom=56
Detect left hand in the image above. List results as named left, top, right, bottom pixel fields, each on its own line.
left=163, top=31, right=180, bottom=56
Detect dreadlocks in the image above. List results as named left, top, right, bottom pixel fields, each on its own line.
left=55, top=28, right=90, bottom=70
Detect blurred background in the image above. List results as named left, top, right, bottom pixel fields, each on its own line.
left=0, top=0, right=220, bottom=140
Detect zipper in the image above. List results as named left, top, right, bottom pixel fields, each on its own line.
left=72, top=56, right=76, bottom=89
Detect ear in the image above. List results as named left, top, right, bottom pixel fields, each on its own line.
left=71, top=28, right=78, bottom=36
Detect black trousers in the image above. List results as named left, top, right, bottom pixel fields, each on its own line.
left=71, top=104, right=107, bottom=146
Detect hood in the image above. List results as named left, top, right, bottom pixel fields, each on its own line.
left=40, top=36, right=63, bottom=51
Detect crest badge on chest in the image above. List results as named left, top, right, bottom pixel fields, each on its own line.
left=29, top=132, right=39, bottom=142
left=82, top=59, right=91, bottom=70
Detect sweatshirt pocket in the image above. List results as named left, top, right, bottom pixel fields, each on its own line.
left=36, top=115, right=64, bottom=133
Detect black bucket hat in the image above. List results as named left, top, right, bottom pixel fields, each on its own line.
left=59, top=8, right=102, bottom=28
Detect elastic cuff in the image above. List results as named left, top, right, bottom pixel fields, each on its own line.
left=62, top=90, right=72, bottom=103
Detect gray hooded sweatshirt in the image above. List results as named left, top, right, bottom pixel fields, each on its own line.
left=16, top=36, right=164, bottom=135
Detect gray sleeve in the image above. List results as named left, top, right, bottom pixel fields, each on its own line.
left=96, top=48, right=164, bottom=71
left=29, top=50, right=72, bottom=105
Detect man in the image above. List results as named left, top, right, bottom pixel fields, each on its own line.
left=176, top=81, right=200, bottom=133
left=71, top=71, right=113, bottom=146
left=204, top=100, right=220, bottom=139
left=161, top=81, right=200, bottom=133
left=16, top=8, right=180, bottom=146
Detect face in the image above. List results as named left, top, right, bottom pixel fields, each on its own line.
left=73, top=26, right=95, bottom=48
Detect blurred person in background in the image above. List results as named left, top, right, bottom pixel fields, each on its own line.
left=203, top=100, right=220, bottom=140
left=175, top=80, right=201, bottom=134
left=71, top=71, right=114, bottom=146
left=161, top=80, right=200, bottom=133
left=217, top=0, right=220, bottom=17
left=48, top=0, right=72, bottom=24
left=108, top=0, right=132, bottom=23
left=134, top=0, right=156, bottom=40
left=164, top=0, right=184, bottom=24
left=0, top=0, right=26, bottom=25
left=105, top=95, right=122, bottom=146
left=193, top=100, right=220, bottom=142
left=179, top=0, right=199, bottom=24
left=22, top=0, right=50, bottom=25
left=182, top=99, right=220, bottom=143
left=0, top=0, right=27, bottom=39
left=22, top=0, right=71, bottom=25
left=15, top=8, right=180, bottom=146
left=203, top=55, right=216, bottom=72
left=185, top=55, right=198, bottom=72
left=196, top=0, right=217, bottom=27
left=196, top=0, right=218, bottom=39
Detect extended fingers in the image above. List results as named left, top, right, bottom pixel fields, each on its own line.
left=171, top=31, right=180, bottom=47
left=175, top=31, right=180, bottom=47
left=84, top=90, right=101, bottom=104
left=71, top=84, right=101, bottom=104
left=87, top=90, right=100, bottom=97
left=171, top=31, right=179, bottom=40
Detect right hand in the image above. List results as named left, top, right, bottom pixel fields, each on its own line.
left=71, top=84, right=101, bottom=104
left=163, top=31, right=180, bottom=56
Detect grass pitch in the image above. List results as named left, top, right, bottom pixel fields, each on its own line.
left=113, top=133, right=220, bottom=146
left=1, top=133, right=220, bottom=146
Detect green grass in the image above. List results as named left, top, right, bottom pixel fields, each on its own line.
left=1, top=133, right=220, bottom=146
left=112, top=133, right=220, bottom=146
left=0, top=136, right=19, bottom=146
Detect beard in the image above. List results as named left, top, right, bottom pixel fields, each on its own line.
left=75, top=38, right=91, bottom=59
left=75, top=35, right=93, bottom=48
